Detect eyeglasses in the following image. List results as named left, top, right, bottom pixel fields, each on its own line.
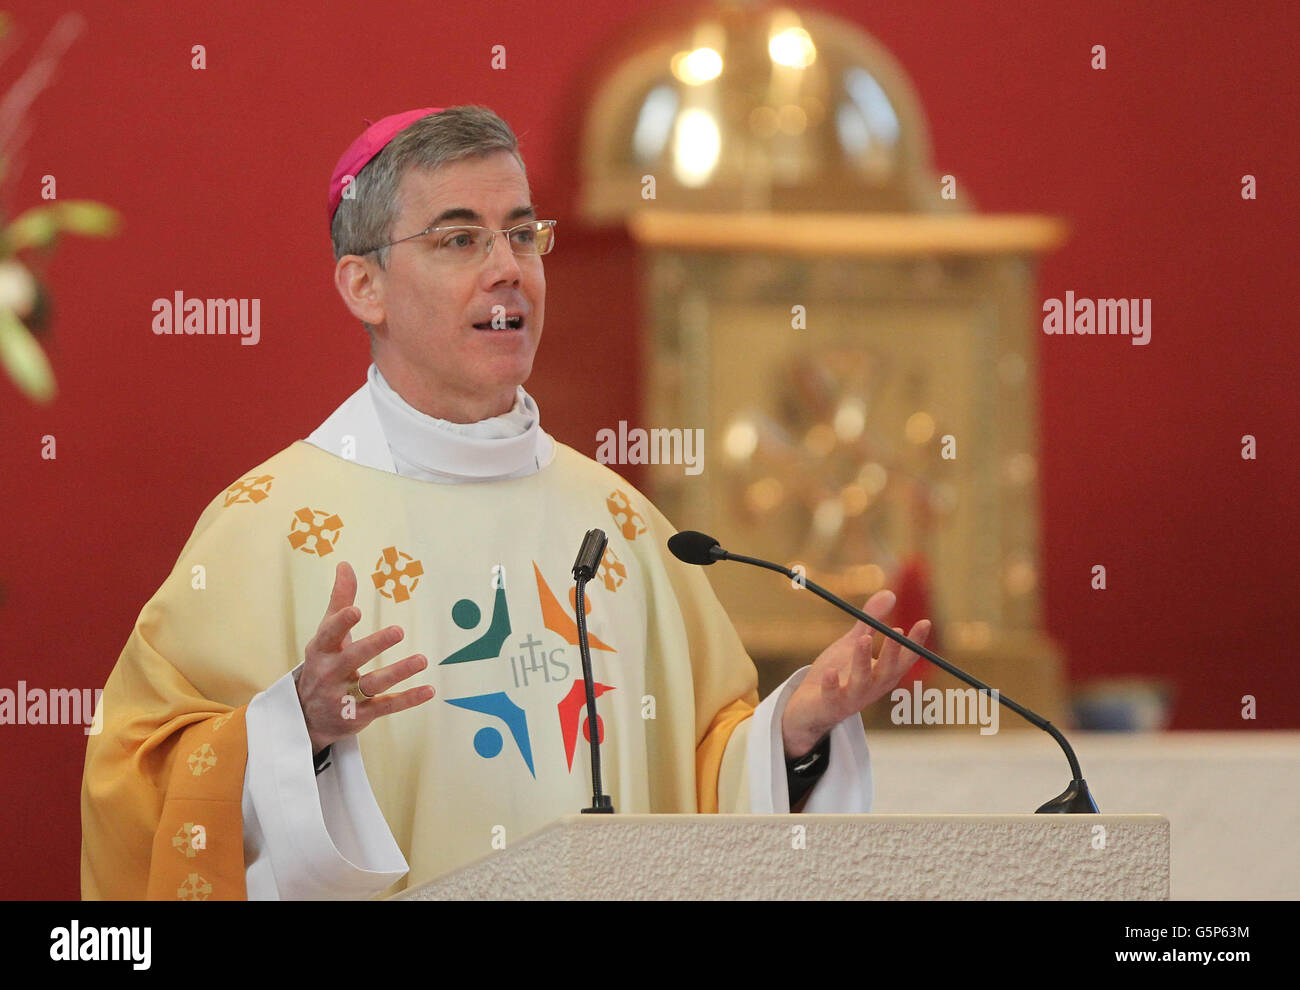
left=361, top=219, right=557, bottom=262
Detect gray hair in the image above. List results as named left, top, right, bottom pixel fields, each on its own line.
left=330, top=104, right=527, bottom=271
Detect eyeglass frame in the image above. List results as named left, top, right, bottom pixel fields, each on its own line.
left=358, top=218, right=557, bottom=260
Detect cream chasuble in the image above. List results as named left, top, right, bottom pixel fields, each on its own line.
left=82, top=365, right=873, bottom=900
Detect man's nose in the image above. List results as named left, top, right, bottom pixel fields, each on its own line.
left=482, top=231, right=522, bottom=283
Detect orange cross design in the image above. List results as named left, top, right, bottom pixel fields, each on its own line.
left=372, top=546, right=425, bottom=603
left=222, top=474, right=274, bottom=507
left=287, top=507, right=344, bottom=556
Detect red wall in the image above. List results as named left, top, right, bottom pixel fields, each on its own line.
left=1, top=0, right=1296, bottom=899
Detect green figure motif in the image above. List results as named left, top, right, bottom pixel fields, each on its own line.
left=440, top=585, right=512, bottom=664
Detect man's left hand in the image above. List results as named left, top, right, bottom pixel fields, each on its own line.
left=781, top=589, right=932, bottom=758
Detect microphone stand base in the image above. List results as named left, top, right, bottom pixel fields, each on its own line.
left=1035, top=778, right=1099, bottom=813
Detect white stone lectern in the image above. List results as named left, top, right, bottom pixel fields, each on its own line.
left=396, top=814, right=1168, bottom=900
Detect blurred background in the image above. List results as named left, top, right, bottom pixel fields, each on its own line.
left=0, top=0, right=1295, bottom=899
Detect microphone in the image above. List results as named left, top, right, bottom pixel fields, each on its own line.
left=571, top=528, right=614, bottom=813
left=668, top=530, right=1099, bottom=814
left=572, top=528, right=609, bottom=582
left=665, top=530, right=725, bottom=566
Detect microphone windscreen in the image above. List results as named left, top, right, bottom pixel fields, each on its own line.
left=667, top=530, right=721, bottom=565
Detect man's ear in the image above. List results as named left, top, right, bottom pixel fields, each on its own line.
left=334, top=254, right=386, bottom=326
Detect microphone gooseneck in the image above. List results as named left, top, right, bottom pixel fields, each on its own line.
left=668, top=531, right=1098, bottom=814
left=572, top=528, right=614, bottom=814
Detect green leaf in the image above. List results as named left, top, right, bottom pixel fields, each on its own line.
left=3, top=200, right=122, bottom=252
left=0, top=305, right=57, bottom=403
left=4, top=207, right=60, bottom=251
left=56, top=200, right=122, bottom=237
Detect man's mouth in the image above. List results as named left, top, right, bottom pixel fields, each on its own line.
left=472, top=315, right=524, bottom=331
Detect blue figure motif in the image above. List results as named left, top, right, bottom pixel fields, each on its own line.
left=445, top=691, right=534, bottom=777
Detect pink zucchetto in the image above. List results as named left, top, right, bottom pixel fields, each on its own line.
left=328, top=107, right=445, bottom=222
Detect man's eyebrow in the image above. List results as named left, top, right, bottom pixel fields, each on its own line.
left=428, top=204, right=537, bottom=226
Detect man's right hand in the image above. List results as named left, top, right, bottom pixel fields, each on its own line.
left=297, top=561, right=435, bottom=755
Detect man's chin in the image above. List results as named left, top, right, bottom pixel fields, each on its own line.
left=482, top=350, right=536, bottom=385
left=475, top=364, right=534, bottom=404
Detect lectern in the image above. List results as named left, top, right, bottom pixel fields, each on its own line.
left=396, top=814, right=1168, bottom=900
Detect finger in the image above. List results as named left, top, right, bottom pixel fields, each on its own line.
left=311, top=603, right=363, bottom=655
left=845, top=589, right=896, bottom=641
left=883, top=623, right=925, bottom=680
left=863, top=588, right=897, bottom=619
left=325, top=561, right=358, bottom=621
left=361, top=684, right=436, bottom=724
left=870, top=627, right=886, bottom=659
left=358, top=653, right=428, bottom=697
left=899, top=619, right=932, bottom=666
left=875, top=626, right=905, bottom=679
left=850, top=632, right=875, bottom=683
left=908, top=619, right=931, bottom=649
left=342, top=623, right=406, bottom=674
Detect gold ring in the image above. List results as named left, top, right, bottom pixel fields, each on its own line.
left=349, top=677, right=374, bottom=702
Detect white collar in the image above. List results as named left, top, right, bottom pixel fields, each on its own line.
left=304, top=363, right=554, bottom=483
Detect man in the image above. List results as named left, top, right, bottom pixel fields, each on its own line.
left=81, top=105, right=931, bottom=900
